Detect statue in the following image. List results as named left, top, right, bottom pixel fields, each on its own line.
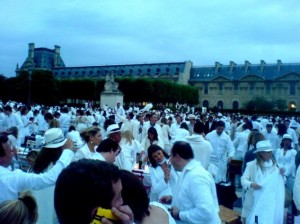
left=104, top=73, right=119, bottom=92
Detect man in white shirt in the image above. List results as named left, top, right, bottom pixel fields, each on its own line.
left=59, top=107, right=71, bottom=136
left=285, top=119, right=299, bottom=150
left=2, top=105, right=23, bottom=131
left=160, top=141, right=221, bottom=224
left=142, top=113, right=162, bottom=140
left=261, top=123, right=277, bottom=150
left=170, top=114, right=182, bottom=142
left=114, top=102, right=125, bottom=126
left=184, top=121, right=212, bottom=170
left=0, top=133, right=74, bottom=203
left=206, top=120, right=235, bottom=183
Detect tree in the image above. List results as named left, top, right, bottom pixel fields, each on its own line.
left=243, top=96, right=274, bottom=111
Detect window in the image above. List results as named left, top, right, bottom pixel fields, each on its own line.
left=290, top=82, right=296, bottom=95
left=204, top=83, right=208, bottom=94
left=232, top=101, right=239, bottom=110
left=203, top=100, right=209, bottom=108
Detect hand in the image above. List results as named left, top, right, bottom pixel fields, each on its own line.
left=170, top=206, right=180, bottom=220
left=159, top=195, right=172, bottom=204
left=250, top=182, right=261, bottom=189
left=279, top=168, right=285, bottom=175
left=227, top=157, right=232, bottom=164
left=101, top=206, right=133, bottom=224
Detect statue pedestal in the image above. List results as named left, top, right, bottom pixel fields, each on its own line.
left=100, top=91, right=124, bottom=108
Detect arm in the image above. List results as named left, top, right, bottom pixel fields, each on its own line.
left=293, top=166, right=300, bottom=211
left=149, top=167, right=170, bottom=196
left=285, top=150, right=297, bottom=177
left=16, top=149, right=74, bottom=191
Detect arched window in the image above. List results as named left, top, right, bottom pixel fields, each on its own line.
left=232, top=101, right=239, bottom=110
left=217, top=101, right=223, bottom=109
left=203, top=100, right=209, bottom=108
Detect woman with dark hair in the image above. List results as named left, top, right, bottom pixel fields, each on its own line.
left=147, top=144, right=178, bottom=202
left=66, top=125, right=83, bottom=149
left=31, top=128, right=73, bottom=224
left=74, top=127, right=102, bottom=161
left=141, top=127, right=164, bottom=161
left=120, top=170, right=176, bottom=224
left=275, top=134, right=297, bottom=194
left=275, top=123, right=287, bottom=149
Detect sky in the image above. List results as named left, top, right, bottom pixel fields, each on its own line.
left=1, top=0, right=300, bottom=77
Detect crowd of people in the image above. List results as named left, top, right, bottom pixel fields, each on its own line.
left=0, top=100, right=300, bottom=223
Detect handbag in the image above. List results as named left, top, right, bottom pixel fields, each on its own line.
left=215, top=165, right=238, bottom=209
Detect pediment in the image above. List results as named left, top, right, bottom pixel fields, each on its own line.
left=276, top=72, right=300, bottom=81
left=240, top=75, right=264, bottom=81
left=211, top=75, right=230, bottom=82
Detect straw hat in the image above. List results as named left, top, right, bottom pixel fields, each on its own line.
left=253, top=140, right=273, bottom=153
left=282, top=134, right=292, bottom=141
left=106, top=124, right=121, bottom=136
left=43, top=128, right=67, bottom=148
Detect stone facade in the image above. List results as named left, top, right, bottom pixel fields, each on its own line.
left=17, top=43, right=300, bottom=110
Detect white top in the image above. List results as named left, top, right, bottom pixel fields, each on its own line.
left=184, top=134, right=212, bottom=170
left=73, top=144, right=102, bottom=161
left=275, top=148, right=297, bottom=177
left=172, top=160, right=221, bottom=224
left=0, top=149, right=74, bottom=203
left=149, top=160, right=178, bottom=202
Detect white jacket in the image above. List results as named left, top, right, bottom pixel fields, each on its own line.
left=172, top=160, right=221, bottom=224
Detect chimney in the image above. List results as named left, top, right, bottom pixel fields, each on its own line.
left=54, top=45, right=61, bottom=67
left=28, top=43, right=35, bottom=60
left=277, top=59, right=282, bottom=73
left=260, top=60, right=266, bottom=73
left=229, top=61, right=236, bottom=74
left=245, top=60, right=251, bottom=73
left=215, top=62, right=222, bottom=73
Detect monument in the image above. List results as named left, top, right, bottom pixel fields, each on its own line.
left=100, top=73, right=124, bottom=108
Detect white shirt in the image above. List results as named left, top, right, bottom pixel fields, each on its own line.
left=73, top=144, right=102, bottom=161
left=0, top=149, right=74, bottom=203
left=184, top=134, right=212, bottom=170
left=172, top=160, right=221, bottom=224
left=206, top=130, right=235, bottom=183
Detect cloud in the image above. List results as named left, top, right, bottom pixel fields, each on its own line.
left=0, top=0, right=299, bottom=76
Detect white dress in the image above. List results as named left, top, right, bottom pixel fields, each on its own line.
left=149, top=159, right=178, bottom=202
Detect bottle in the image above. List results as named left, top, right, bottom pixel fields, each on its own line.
left=138, top=160, right=143, bottom=169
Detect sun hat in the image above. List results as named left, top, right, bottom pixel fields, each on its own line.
left=106, top=124, right=121, bottom=136
left=253, top=140, right=273, bottom=153
left=290, top=120, right=298, bottom=128
left=188, top=114, right=196, bottom=119
left=43, top=128, right=67, bottom=148
left=282, top=134, right=292, bottom=141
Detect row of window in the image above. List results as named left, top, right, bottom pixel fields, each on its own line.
left=202, top=84, right=296, bottom=95
left=55, top=67, right=181, bottom=77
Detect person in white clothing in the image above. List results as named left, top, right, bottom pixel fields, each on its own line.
left=0, top=130, right=74, bottom=204
left=73, top=127, right=102, bottom=161
left=120, top=130, right=141, bottom=169
left=96, top=138, right=121, bottom=163
left=148, top=144, right=178, bottom=202
left=233, top=123, right=251, bottom=160
left=206, top=120, right=235, bottom=183
left=31, top=128, right=75, bottom=224
left=275, top=134, right=297, bottom=193
left=261, top=123, right=277, bottom=150
left=184, top=121, right=212, bottom=170
left=142, top=113, right=163, bottom=140
left=293, top=165, right=300, bottom=212
left=241, top=140, right=285, bottom=224
left=160, top=141, right=221, bottom=224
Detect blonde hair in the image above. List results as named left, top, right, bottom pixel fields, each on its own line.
left=0, top=192, right=38, bottom=224
left=121, top=130, right=134, bottom=144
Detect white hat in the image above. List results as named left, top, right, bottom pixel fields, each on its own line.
left=217, top=112, right=222, bottom=117
left=43, top=128, right=67, bottom=148
left=253, top=140, right=273, bottom=153
left=282, top=134, right=292, bottom=141
left=290, top=120, right=298, bottom=128
left=188, top=114, right=196, bottom=119
left=106, top=124, right=121, bottom=136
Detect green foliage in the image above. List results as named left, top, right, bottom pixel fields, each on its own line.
left=243, top=96, right=274, bottom=111
left=273, top=99, right=287, bottom=111
left=0, top=73, right=198, bottom=106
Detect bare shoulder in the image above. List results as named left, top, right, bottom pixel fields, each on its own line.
left=141, top=205, right=169, bottom=224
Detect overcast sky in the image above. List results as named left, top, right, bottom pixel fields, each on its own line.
left=1, top=0, right=300, bottom=77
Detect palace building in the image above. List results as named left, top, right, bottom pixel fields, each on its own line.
left=16, top=43, right=300, bottom=111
